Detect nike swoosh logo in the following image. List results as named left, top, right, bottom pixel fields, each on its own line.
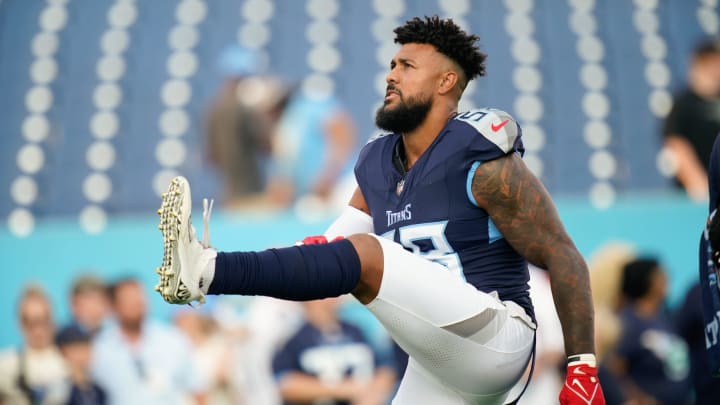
left=490, top=119, right=510, bottom=132
left=571, top=378, right=589, bottom=397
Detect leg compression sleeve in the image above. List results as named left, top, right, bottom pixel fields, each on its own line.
left=207, top=239, right=361, bottom=300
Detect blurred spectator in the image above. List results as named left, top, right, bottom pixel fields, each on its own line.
left=0, top=285, right=68, bottom=405
left=205, top=45, right=273, bottom=207
left=589, top=242, right=637, bottom=313
left=173, top=307, right=243, bottom=404
left=206, top=44, right=357, bottom=211
left=68, top=275, right=109, bottom=336
left=233, top=297, right=305, bottom=405
left=676, top=282, right=720, bottom=404
left=263, top=84, right=357, bottom=210
left=272, top=297, right=396, bottom=405
left=587, top=242, right=637, bottom=405
left=55, top=324, right=106, bottom=405
left=91, top=277, right=206, bottom=404
left=613, top=258, right=691, bottom=404
left=685, top=133, right=720, bottom=403
left=516, top=266, right=564, bottom=405
left=662, top=38, right=720, bottom=201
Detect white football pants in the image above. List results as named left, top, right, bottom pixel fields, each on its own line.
left=365, top=235, right=536, bottom=405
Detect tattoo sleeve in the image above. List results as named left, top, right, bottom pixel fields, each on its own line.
left=471, top=153, right=595, bottom=356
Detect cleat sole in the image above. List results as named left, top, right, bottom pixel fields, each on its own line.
left=156, top=176, right=193, bottom=304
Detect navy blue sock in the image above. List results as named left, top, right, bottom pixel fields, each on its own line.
left=207, top=239, right=361, bottom=300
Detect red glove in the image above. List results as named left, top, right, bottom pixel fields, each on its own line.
left=559, top=354, right=605, bottom=405
left=299, top=235, right=344, bottom=245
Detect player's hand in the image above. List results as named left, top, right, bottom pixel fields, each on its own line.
left=559, top=355, right=605, bottom=405
left=297, top=235, right=344, bottom=245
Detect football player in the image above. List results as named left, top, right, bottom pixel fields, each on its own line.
left=155, top=16, right=604, bottom=405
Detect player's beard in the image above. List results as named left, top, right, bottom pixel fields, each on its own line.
left=375, top=92, right=433, bottom=134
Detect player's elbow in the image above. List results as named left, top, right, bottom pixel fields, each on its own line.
left=540, top=238, right=587, bottom=275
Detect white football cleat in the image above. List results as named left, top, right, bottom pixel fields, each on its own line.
left=155, top=176, right=216, bottom=305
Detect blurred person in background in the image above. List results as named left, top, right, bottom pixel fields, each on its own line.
left=517, top=266, right=565, bottom=405
left=55, top=324, right=106, bottom=405
left=91, top=277, right=206, bottom=405
left=662, top=39, right=720, bottom=201
left=588, top=242, right=638, bottom=405
left=206, top=46, right=357, bottom=211
left=612, top=258, right=691, bottom=404
left=173, top=306, right=243, bottom=404
left=272, top=297, right=396, bottom=405
left=68, top=275, right=109, bottom=336
left=231, top=297, right=305, bottom=405
left=262, top=80, right=358, bottom=211
left=686, top=133, right=720, bottom=403
left=205, top=45, right=273, bottom=208
left=676, top=282, right=720, bottom=404
left=0, top=285, right=68, bottom=405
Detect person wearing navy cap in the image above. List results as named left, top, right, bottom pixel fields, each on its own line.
left=55, top=324, right=106, bottom=405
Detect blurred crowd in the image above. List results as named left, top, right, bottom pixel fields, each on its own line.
left=521, top=243, right=719, bottom=405
left=2, top=247, right=717, bottom=405
left=205, top=45, right=358, bottom=213
left=0, top=276, right=402, bottom=405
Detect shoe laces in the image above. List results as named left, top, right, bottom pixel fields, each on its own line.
left=201, top=198, right=214, bottom=248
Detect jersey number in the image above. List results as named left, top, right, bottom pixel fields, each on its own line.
left=382, top=221, right=464, bottom=279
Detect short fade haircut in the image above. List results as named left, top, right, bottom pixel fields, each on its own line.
left=393, top=16, right=487, bottom=88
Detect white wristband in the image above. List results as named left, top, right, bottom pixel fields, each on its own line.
left=567, top=353, right=597, bottom=368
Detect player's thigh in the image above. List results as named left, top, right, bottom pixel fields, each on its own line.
left=392, top=359, right=507, bottom=405
left=367, top=234, right=508, bottom=326
left=365, top=235, right=534, bottom=395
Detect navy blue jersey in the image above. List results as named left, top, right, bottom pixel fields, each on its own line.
left=710, top=134, right=720, bottom=212
left=616, top=307, right=692, bottom=403
left=355, top=108, right=533, bottom=320
left=273, top=321, right=385, bottom=405
left=700, top=134, right=720, bottom=377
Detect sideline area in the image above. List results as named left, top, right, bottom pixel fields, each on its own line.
left=0, top=194, right=706, bottom=347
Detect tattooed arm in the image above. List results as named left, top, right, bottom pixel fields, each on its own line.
left=471, top=153, right=595, bottom=356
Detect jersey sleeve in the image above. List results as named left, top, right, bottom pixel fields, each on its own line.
left=354, top=133, right=390, bottom=194
left=709, top=134, right=720, bottom=211
left=454, top=108, right=524, bottom=162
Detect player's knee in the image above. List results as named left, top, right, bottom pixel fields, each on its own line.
left=347, top=234, right=383, bottom=273
left=347, top=234, right=384, bottom=304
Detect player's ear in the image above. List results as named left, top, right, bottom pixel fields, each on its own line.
left=438, top=71, right=459, bottom=96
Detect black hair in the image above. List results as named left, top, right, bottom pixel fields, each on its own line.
left=55, top=323, right=92, bottom=347
left=393, top=16, right=487, bottom=85
left=694, top=38, right=720, bottom=58
left=621, top=258, right=661, bottom=301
